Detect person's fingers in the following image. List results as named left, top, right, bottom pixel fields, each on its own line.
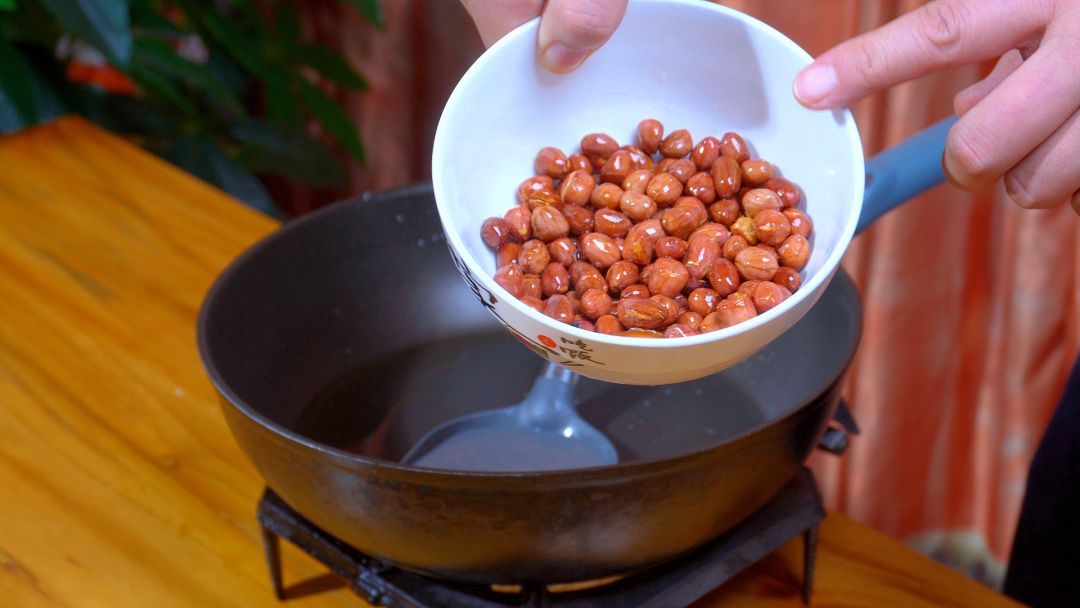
left=461, top=0, right=543, bottom=47
left=954, top=50, right=1024, bottom=116
left=944, top=36, right=1080, bottom=191
left=1002, top=109, right=1080, bottom=209
left=793, top=0, right=1047, bottom=108
left=537, top=0, right=628, bottom=73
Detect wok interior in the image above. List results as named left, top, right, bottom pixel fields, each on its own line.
left=201, top=188, right=859, bottom=471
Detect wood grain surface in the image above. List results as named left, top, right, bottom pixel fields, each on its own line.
left=0, top=118, right=1020, bottom=607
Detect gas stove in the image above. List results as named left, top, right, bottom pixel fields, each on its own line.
left=258, top=467, right=826, bottom=607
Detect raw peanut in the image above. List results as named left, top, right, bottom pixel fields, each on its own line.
left=620, top=190, right=659, bottom=222
left=699, top=312, right=723, bottom=333
left=493, top=263, right=525, bottom=297
left=559, top=169, right=595, bottom=206
left=741, top=159, right=774, bottom=184
left=591, top=182, right=624, bottom=209
left=566, top=291, right=582, bottom=313
left=683, top=232, right=720, bottom=281
left=645, top=173, right=683, bottom=206
left=766, top=177, right=801, bottom=208
left=580, top=288, right=614, bottom=320
left=517, top=175, right=554, bottom=203
left=737, top=280, right=760, bottom=298
left=709, top=198, right=741, bottom=226
left=599, top=149, right=633, bottom=184
left=531, top=206, right=569, bottom=242
left=622, top=145, right=654, bottom=171
left=568, top=153, right=591, bottom=172
left=664, top=324, right=699, bottom=338
left=534, top=147, right=569, bottom=179
left=759, top=243, right=778, bottom=258
left=518, top=239, right=551, bottom=274
left=647, top=257, right=690, bottom=297
left=752, top=281, right=790, bottom=313
left=632, top=218, right=665, bottom=241
left=674, top=293, right=689, bottom=311
left=734, top=246, right=779, bottom=281
left=637, top=119, right=663, bottom=154
left=571, top=316, right=595, bottom=332
left=520, top=295, right=544, bottom=312
left=581, top=133, right=620, bottom=163
left=778, top=234, right=810, bottom=270
left=655, top=236, right=688, bottom=259
left=711, top=156, right=742, bottom=197
left=562, top=205, right=594, bottom=236
left=547, top=237, right=578, bottom=266
left=667, top=158, right=696, bottom=184
left=481, top=217, right=512, bottom=247
left=620, top=283, right=650, bottom=300
left=638, top=263, right=654, bottom=284
left=688, top=287, right=719, bottom=315
left=659, top=129, right=692, bottom=158
left=606, top=261, right=639, bottom=293
left=683, top=277, right=705, bottom=294
left=497, top=242, right=521, bottom=268
left=504, top=205, right=532, bottom=241
left=525, top=188, right=562, bottom=211
left=580, top=233, right=621, bottom=269
left=707, top=258, right=740, bottom=296
left=691, top=136, right=721, bottom=171
left=650, top=294, right=680, bottom=324
left=655, top=157, right=675, bottom=173
left=677, top=311, right=703, bottom=330
left=523, top=274, right=542, bottom=298
left=713, top=292, right=757, bottom=327
left=595, top=314, right=624, bottom=335
left=570, top=260, right=605, bottom=289
left=753, top=209, right=791, bottom=247
left=541, top=262, right=570, bottom=296
left=622, top=227, right=655, bottom=266
left=622, top=169, right=654, bottom=193
left=741, top=188, right=783, bottom=218
left=686, top=172, right=717, bottom=203
left=543, top=294, right=574, bottom=323
left=594, top=208, right=633, bottom=238
left=773, top=267, right=802, bottom=292
left=731, top=215, right=758, bottom=245
left=719, top=132, right=750, bottom=162
left=661, top=204, right=706, bottom=239
left=689, top=222, right=730, bottom=248
left=783, top=208, right=813, bottom=238
left=616, top=298, right=668, bottom=329
left=723, top=234, right=749, bottom=261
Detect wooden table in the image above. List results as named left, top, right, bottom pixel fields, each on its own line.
left=0, top=118, right=1019, bottom=608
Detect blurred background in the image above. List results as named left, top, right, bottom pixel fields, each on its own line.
left=2, top=0, right=1077, bottom=590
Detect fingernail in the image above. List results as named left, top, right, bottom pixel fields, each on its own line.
left=540, top=44, right=588, bottom=73
left=793, top=63, right=837, bottom=106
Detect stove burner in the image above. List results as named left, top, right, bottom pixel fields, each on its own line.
left=258, top=468, right=823, bottom=607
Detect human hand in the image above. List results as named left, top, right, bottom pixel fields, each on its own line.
left=792, top=0, right=1080, bottom=214
left=460, top=0, right=628, bottom=73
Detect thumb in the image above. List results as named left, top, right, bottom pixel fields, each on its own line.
left=538, top=0, right=628, bottom=73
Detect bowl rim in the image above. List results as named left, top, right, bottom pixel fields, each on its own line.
left=431, top=0, right=865, bottom=351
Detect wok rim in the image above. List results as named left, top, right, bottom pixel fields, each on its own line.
left=196, top=184, right=862, bottom=484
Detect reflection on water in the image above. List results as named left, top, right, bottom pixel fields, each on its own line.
left=294, top=331, right=765, bottom=470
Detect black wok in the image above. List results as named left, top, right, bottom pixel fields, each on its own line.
left=197, top=184, right=860, bottom=584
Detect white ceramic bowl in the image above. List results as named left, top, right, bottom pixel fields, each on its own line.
left=432, top=0, right=863, bottom=385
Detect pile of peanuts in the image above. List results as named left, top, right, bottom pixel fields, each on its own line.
left=479, top=119, right=813, bottom=338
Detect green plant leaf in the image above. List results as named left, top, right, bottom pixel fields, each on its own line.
left=342, top=0, right=383, bottom=28
left=38, top=0, right=132, bottom=67
left=0, top=0, right=17, bottom=12
left=262, top=70, right=303, bottom=129
left=0, top=35, right=37, bottom=124
left=296, top=79, right=364, bottom=163
left=161, top=135, right=282, bottom=218
left=230, top=120, right=347, bottom=188
left=131, top=37, right=243, bottom=115
left=129, top=0, right=186, bottom=38
left=128, top=69, right=196, bottom=115
left=191, top=6, right=271, bottom=80
left=273, top=1, right=299, bottom=42
left=288, top=42, right=366, bottom=90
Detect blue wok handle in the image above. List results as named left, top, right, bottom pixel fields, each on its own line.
left=857, top=115, right=958, bottom=233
